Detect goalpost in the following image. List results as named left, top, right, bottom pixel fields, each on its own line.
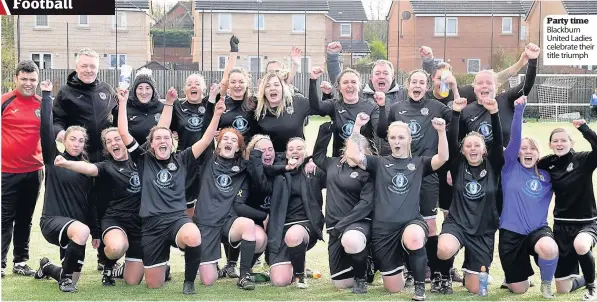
left=513, top=74, right=597, bottom=123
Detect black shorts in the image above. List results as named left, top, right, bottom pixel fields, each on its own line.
left=184, top=161, right=202, bottom=209
left=438, top=171, right=452, bottom=211
left=554, top=221, right=597, bottom=280
left=198, top=216, right=237, bottom=265
left=372, top=219, right=428, bottom=276
left=40, top=216, right=77, bottom=249
left=328, top=220, right=371, bottom=280
left=420, top=174, right=439, bottom=219
left=269, top=221, right=319, bottom=267
left=101, top=214, right=143, bottom=262
left=499, top=226, right=554, bottom=284
left=141, top=212, right=193, bottom=268
left=440, top=218, right=495, bottom=274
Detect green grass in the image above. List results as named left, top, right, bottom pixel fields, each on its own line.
left=1, top=120, right=593, bottom=301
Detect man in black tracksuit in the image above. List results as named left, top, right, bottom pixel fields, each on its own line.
left=52, top=49, right=117, bottom=270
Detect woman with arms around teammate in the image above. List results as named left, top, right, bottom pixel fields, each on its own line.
left=53, top=127, right=145, bottom=287
left=498, top=96, right=559, bottom=298
left=537, top=120, right=597, bottom=301
left=311, top=120, right=374, bottom=294
left=376, top=69, right=452, bottom=288
left=267, top=137, right=326, bottom=289
left=346, top=111, right=449, bottom=301
left=34, top=80, right=96, bottom=293
left=436, top=97, right=504, bottom=295
left=194, top=126, right=267, bottom=291
left=117, top=87, right=224, bottom=294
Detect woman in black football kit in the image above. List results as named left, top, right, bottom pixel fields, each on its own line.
left=194, top=127, right=267, bottom=290
left=312, top=121, right=374, bottom=294
left=242, top=135, right=277, bottom=228
left=53, top=127, right=144, bottom=286
left=436, top=97, right=504, bottom=295
left=35, top=80, right=95, bottom=293
left=309, top=67, right=380, bottom=157
left=377, top=69, right=452, bottom=288
left=537, top=122, right=597, bottom=300
left=112, top=68, right=164, bottom=145
left=346, top=111, right=449, bottom=301
left=267, top=137, right=326, bottom=289
left=157, top=75, right=212, bottom=215
left=117, top=88, right=224, bottom=294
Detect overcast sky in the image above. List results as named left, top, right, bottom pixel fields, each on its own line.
left=154, top=0, right=392, bottom=20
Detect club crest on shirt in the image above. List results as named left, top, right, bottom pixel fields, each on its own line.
left=154, top=169, right=173, bottom=189
left=198, top=106, right=206, bottom=114
left=480, top=169, right=487, bottom=177
left=216, top=174, right=233, bottom=193
left=350, top=171, right=359, bottom=178
left=420, top=107, right=429, bottom=116
left=232, top=116, right=249, bottom=133
left=99, top=92, right=107, bottom=100
left=407, top=163, right=415, bottom=171
left=232, top=166, right=240, bottom=172
left=340, top=120, right=355, bottom=139
left=34, top=108, right=41, bottom=118
left=389, top=173, right=409, bottom=194
left=167, top=163, right=177, bottom=171
left=566, top=162, right=573, bottom=172
left=539, top=174, right=545, bottom=181
left=127, top=172, right=141, bottom=193
left=464, top=180, right=484, bottom=199
left=286, top=106, right=294, bottom=115
left=187, top=115, right=203, bottom=132
left=154, top=113, right=162, bottom=122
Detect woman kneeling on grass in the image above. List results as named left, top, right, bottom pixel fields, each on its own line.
left=54, top=126, right=146, bottom=287
left=35, top=80, right=95, bottom=293
left=117, top=87, right=224, bottom=294
left=498, top=96, right=558, bottom=298
left=346, top=112, right=449, bottom=301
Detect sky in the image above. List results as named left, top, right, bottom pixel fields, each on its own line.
left=153, top=0, right=393, bottom=20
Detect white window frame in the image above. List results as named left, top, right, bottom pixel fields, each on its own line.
left=502, top=17, right=513, bottom=34
left=340, top=23, right=351, bottom=37
left=217, top=56, right=228, bottom=71
left=254, top=14, right=264, bottom=30
left=35, top=15, right=49, bottom=28
left=467, top=59, right=481, bottom=74
left=78, top=15, right=89, bottom=27
left=292, top=14, right=305, bottom=33
left=520, top=24, right=527, bottom=40
left=31, top=53, right=52, bottom=69
left=434, top=17, right=457, bottom=36
left=112, top=12, right=127, bottom=29
left=218, top=13, right=232, bottom=32
left=109, top=54, right=127, bottom=69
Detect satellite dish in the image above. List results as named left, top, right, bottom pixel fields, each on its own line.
left=402, top=11, right=411, bottom=20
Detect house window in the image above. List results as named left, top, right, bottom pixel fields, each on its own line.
left=467, top=59, right=481, bottom=74
left=31, top=53, right=52, bottom=69
left=434, top=17, right=457, bottom=36
left=78, top=15, right=88, bottom=26
left=340, top=23, right=351, bottom=37
left=35, top=15, right=48, bottom=27
left=502, top=17, right=513, bottom=34
left=218, top=14, right=231, bottom=32
left=520, top=24, right=527, bottom=40
left=109, top=54, right=127, bottom=68
left=292, top=14, right=305, bottom=32
left=249, top=56, right=262, bottom=72
left=254, top=14, right=264, bottom=30
left=218, top=56, right=228, bottom=71
left=112, top=12, right=127, bottom=29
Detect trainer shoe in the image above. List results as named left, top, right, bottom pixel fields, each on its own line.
left=97, top=261, right=104, bottom=271
left=102, top=268, right=115, bottom=286
left=58, top=277, right=77, bottom=293
left=183, top=281, right=196, bottom=294
left=165, top=264, right=172, bottom=282
left=404, top=271, right=415, bottom=288
left=218, top=264, right=239, bottom=279
left=451, top=268, right=463, bottom=283
left=540, top=280, right=555, bottom=299
left=295, top=274, right=308, bottom=289
left=430, top=272, right=442, bottom=293
left=13, top=263, right=36, bottom=276
left=412, top=281, right=426, bottom=301
left=583, top=283, right=596, bottom=301
left=237, top=273, right=255, bottom=290
left=440, top=276, right=454, bottom=295
left=352, top=277, right=367, bottom=294
left=34, top=257, right=51, bottom=280
left=112, top=263, right=125, bottom=279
